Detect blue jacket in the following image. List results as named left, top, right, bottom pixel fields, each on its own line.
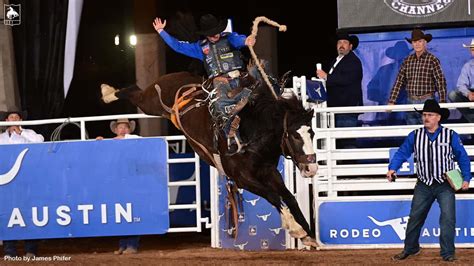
left=389, top=126, right=471, bottom=182
left=158, top=30, right=247, bottom=61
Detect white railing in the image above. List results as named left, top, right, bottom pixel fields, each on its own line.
left=290, top=76, right=474, bottom=248
left=0, top=113, right=158, bottom=140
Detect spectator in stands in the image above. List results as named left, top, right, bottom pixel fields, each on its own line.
left=388, top=29, right=447, bottom=125
left=97, top=118, right=140, bottom=255
left=316, top=32, right=363, bottom=148
left=387, top=99, right=470, bottom=262
left=0, top=110, right=44, bottom=143
left=0, top=109, right=43, bottom=258
left=96, top=118, right=140, bottom=140
left=448, top=39, right=474, bottom=123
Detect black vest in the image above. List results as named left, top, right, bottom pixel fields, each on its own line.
left=200, top=33, right=244, bottom=78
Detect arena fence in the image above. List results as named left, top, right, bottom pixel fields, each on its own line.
left=292, top=76, right=474, bottom=249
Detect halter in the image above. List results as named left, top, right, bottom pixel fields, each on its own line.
left=280, top=112, right=317, bottom=165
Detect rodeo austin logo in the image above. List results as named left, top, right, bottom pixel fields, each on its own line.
left=384, top=0, right=454, bottom=17
left=4, top=4, right=21, bottom=26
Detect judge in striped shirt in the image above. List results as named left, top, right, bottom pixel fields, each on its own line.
left=387, top=99, right=471, bottom=262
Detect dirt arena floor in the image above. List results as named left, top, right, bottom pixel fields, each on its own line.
left=2, top=232, right=474, bottom=265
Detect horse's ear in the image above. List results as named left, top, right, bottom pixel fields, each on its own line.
left=305, top=109, right=314, bottom=120
left=280, top=88, right=296, bottom=100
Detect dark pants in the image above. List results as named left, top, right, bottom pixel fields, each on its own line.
left=448, top=90, right=474, bottom=123
left=403, top=181, right=455, bottom=259
left=3, top=240, right=38, bottom=256
left=119, top=236, right=140, bottom=250
left=335, top=113, right=359, bottom=149
left=406, top=97, right=434, bottom=125
left=211, top=77, right=251, bottom=138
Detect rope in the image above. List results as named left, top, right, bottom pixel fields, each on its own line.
left=247, top=16, right=287, bottom=99
left=50, top=118, right=88, bottom=141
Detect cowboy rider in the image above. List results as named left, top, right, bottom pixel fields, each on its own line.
left=153, top=14, right=256, bottom=155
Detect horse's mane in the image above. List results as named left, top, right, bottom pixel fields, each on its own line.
left=239, top=74, right=307, bottom=157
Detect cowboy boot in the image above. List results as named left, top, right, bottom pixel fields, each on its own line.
left=226, top=116, right=246, bottom=156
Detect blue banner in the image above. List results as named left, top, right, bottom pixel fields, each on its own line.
left=219, top=158, right=286, bottom=250
left=0, top=138, right=169, bottom=240
left=306, top=80, right=327, bottom=103
left=319, top=200, right=474, bottom=245
left=389, top=148, right=414, bottom=175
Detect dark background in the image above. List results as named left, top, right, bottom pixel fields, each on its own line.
left=11, top=0, right=338, bottom=139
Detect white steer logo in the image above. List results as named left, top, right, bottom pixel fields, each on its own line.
left=0, top=148, right=28, bottom=185
left=368, top=215, right=409, bottom=240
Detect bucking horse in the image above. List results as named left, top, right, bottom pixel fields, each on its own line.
left=100, top=17, right=319, bottom=247
left=100, top=69, right=318, bottom=247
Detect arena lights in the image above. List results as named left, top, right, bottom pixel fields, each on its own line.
left=129, top=35, right=137, bottom=46
left=114, top=34, right=120, bottom=46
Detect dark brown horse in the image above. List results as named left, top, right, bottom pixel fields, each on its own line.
left=101, top=71, right=318, bottom=247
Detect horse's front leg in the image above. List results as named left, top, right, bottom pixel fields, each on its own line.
left=278, top=186, right=318, bottom=247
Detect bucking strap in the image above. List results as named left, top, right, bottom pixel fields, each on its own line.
left=170, top=87, right=203, bottom=129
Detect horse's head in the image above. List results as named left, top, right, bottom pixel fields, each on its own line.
left=280, top=100, right=318, bottom=178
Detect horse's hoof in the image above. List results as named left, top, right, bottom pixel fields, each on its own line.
left=301, top=236, right=319, bottom=249
left=101, top=84, right=115, bottom=95
left=101, top=84, right=119, bottom=103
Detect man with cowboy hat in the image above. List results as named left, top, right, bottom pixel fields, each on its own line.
left=96, top=118, right=140, bottom=140
left=0, top=109, right=44, bottom=144
left=388, top=29, right=447, bottom=125
left=0, top=109, right=43, bottom=257
left=387, top=99, right=471, bottom=262
left=96, top=118, right=141, bottom=254
left=316, top=32, right=363, bottom=148
left=153, top=14, right=255, bottom=155
left=448, top=38, right=474, bottom=123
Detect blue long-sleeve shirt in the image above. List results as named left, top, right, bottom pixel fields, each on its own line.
left=456, top=58, right=474, bottom=97
left=389, top=126, right=472, bottom=182
left=158, top=30, right=247, bottom=61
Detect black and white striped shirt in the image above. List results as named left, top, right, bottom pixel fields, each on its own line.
left=414, top=127, right=455, bottom=185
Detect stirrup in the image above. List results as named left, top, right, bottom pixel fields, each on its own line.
left=226, top=136, right=246, bottom=156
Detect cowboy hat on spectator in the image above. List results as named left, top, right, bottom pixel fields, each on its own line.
left=406, top=29, right=432, bottom=43
left=110, top=118, right=136, bottom=133
left=0, top=109, right=27, bottom=120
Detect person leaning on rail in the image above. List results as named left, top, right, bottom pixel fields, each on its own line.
left=96, top=118, right=141, bottom=255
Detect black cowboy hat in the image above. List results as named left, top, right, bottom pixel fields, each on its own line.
left=406, top=29, right=432, bottom=43
left=336, top=32, right=359, bottom=50
left=415, top=99, right=449, bottom=121
left=0, top=109, right=27, bottom=120
left=196, top=14, right=227, bottom=36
